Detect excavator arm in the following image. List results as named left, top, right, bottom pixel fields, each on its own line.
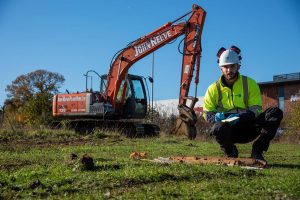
left=105, top=5, right=206, bottom=110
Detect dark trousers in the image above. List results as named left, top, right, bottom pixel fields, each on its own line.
left=211, top=107, right=283, bottom=153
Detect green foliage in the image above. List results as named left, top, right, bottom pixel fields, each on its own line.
left=22, top=92, right=53, bottom=126
left=4, top=69, right=65, bottom=127
left=280, top=100, right=300, bottom=142
left=286, top=100, right=300, bottom=131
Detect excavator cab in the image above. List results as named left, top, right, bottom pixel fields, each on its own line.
left=100, top=74, right=147, bottom=119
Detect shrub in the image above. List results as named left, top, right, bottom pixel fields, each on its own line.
left=195, top=115, right=212, bottom=140
left=279, top=100, right=300, bottom=143
left=145, top=107, right=176, bottom=134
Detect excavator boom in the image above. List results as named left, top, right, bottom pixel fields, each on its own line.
left=106, top=4, right=206, bottom=109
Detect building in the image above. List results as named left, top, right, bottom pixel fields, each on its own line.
left=258, top=72, right=300, bottom=113
left=154, top=97, right=204, bottom=116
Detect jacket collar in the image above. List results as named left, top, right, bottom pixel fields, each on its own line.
left=219, top=72, right=241, bottom=88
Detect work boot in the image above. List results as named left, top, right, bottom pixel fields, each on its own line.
left=221, top=145, right=238, bottom=158
left=251, top=150, right=267, bottom=163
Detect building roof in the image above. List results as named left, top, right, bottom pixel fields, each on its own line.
left=259, top=78, right=300, bottom=86
left=258, top=72, right=300, bottom=86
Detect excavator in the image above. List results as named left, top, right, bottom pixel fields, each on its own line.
left=52, top=4, right=206, bottom=139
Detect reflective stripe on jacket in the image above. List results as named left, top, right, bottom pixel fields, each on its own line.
left=203, top=74, right=262, bottom=121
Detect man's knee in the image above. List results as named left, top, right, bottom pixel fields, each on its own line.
left=255, top=106, right=283, bottom=142
left=264, top=106, right=283, bottom=123
left=211, top=122, right=232, bottom=139
left=211, top=122, right=224, bottom=135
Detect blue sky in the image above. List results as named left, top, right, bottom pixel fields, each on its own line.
left=0, top=0, right=299, bottom=106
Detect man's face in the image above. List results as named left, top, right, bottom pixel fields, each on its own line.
left=220, top=64, right=240, bottom=80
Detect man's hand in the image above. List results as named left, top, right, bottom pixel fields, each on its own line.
left=214, top=112, right=225, bottom=122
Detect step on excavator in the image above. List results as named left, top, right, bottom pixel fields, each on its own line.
left=52, top=4, right=206, bottom=139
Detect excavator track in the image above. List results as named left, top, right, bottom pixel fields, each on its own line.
left=122, top=122, right=160, bottom=138
left=54, top=119, right=160, bottom=138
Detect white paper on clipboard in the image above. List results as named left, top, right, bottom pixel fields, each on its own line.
left=221, top=116, right=240, bottom=123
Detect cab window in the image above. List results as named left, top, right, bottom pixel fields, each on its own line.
left=131, top=79, right=145, bottom=99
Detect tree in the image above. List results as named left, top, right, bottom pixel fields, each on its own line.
left=5, top=69, right=65, bottom=126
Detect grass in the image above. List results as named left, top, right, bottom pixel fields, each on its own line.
left=0, top=130, right=300, bottom=199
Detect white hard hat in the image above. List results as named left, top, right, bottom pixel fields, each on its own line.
left=217, top=46, right=242, bottom=66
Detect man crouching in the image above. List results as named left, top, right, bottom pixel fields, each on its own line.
left=203, top=46, right=283, bottom=163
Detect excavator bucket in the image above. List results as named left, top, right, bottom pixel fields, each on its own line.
left=172, top=118, right=197, bottom=140
left=171, top=104, right=197, bottom=140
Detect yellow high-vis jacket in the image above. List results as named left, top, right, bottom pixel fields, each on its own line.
left=203, top=74, right=262, bottom=122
